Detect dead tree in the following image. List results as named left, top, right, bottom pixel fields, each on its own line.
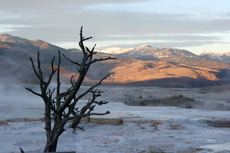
left=26, top=27, right=115, bottom=152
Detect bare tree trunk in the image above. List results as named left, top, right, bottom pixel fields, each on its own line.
left=44, top=116, right=66, bottom=152
left=47, top=140, right=58, bottom=152
left=26, top=27, right=115, bottom=152
left=44, top=125, right=64, bottom=152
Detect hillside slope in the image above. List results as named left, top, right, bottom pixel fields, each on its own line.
left=1, top=34, right=230, bottom=87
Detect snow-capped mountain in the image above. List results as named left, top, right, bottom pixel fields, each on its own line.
left=102, top=47, right=134, bottom=54
left=0, top=33, right=26, bottom=43
left=100, top=45, right=230, bottom=69
left=101, top=45, right=230, bottom=65
left=102, top=45, right=200, bottom=62
left=200, top=51, right=230, bottom=63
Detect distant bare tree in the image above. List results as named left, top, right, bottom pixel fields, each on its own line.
left=26, top=27, right=115, bottom=152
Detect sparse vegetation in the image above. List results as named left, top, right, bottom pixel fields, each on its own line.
left=204, top=120, right=230, bottom=128
left=124, top=95, right=230, bottom=111
left=124, top=95, right=196, bottom=109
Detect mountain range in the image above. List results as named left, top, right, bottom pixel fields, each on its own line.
left=102, top=45, right=230, bottom=66
left=1, top=33, right=230, bottom=88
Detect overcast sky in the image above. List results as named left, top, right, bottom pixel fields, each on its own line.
left=1, top=0, right=230, bottom=54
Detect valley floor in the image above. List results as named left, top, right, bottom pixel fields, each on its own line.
left=1, top=85, right=230, bottom=152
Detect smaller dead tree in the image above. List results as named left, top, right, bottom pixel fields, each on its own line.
left=26, top=27, right=115, bottom=152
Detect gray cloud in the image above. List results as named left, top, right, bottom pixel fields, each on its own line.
left=6, top=10, right=229, bottom=44
left=0, top=0, right=151, bottom=10
left=0, top=0, right=230, bottom=53
left=103, top=40, right=219, bottom=50
left=96, top=35, right=219, bottom=41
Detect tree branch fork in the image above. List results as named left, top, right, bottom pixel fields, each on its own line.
left=25, top=26, right=115, bottom=152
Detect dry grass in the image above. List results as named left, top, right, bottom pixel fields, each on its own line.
left=24, top=118, right=44, bottom=122
left=82, top=118, right=123, bottom=125
left=169, top=124, right=185, bottom=130
left=0, top=120, right=8, bottom=125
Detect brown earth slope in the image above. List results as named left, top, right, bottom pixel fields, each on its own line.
left=103, top=59, right=220, bottom=83
left=1, top=34, right=230, bottom=87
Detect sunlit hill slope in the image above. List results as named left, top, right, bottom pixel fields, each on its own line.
left=1, top=33, right=230, bottom=87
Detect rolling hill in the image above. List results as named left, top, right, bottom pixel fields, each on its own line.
left=1, top=33, right=230, bottom=87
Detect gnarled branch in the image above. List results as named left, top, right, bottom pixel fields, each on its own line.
left=26, top=26, right=115, bottom=152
